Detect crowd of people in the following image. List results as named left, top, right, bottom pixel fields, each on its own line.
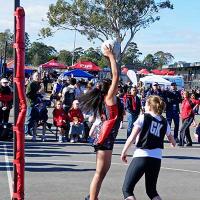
left=0, top=47, right=200, bottom=199
left=1, top=62, right=200, bottom=146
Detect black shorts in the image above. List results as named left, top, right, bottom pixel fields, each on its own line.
left=94, top=144, right=113, bottom=152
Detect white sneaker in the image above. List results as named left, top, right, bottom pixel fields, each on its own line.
left=70, top=138, right=75, bottom=143
left=120, top=121, right=124, bottom=129
left=58, top=135, right=63, bottom=143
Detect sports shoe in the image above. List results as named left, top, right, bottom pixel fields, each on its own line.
left=41, top=135, right=47, bottom=142
left=185, top=143, right=192, bottom=147
left=175, top=138, right=179, bottom=143
left=31, top=135, right=36, bottom=142
left=70, top=138, right=75, bottom=143
left=120, top=121, right=124, bottom=129
left=74, top=136, right=79, bottom=143
left=58, top=135, right=63, bottom=143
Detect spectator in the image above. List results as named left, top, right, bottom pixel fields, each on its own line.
left=25, top=72, right=42, bottom=137
left=42, top=72, right=50, bottom=92
left=68, top=100, right=85, bottom=143
left=53, top=100, right=68, bottom=143
left=0, top=78, right=13, bottom=124
left=179, top=91, right=199, bottom=146
left=165, top=82, right=182, bottom=142
left=146, top=82, right=165, bottom=100
left=62, top=77, right=76, bottom=113
left=31, top=100, right=48, bottom=142
left=125, top=87, right=141, bottom=138
left=51, top=78, right=63, bottom=105
left=75, top=81, right=84, bottom=99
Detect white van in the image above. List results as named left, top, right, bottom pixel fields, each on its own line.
left=161, top=75, right=184, bottom=90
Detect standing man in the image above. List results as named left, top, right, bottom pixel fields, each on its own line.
left=125, top=87, right=141, bottom=138
left=165, top=82, right=182, bottom=142
left=146, top=82, right=165, bottom=99
left=25, top=72, right=42, bottom=139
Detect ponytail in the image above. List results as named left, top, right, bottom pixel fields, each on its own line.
left=79, top=88, right=104, bottom=117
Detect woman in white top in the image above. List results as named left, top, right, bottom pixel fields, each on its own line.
left=121, top=95, right=176, bottom=200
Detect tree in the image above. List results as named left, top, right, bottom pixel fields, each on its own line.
left=0, top=29, right=13, bottom=60
left=28, top=42, right=57, bottom=66
left=72, top=47, right=84, bottom=64
left=143, top=54, right=156, bottom=69
left=25, top=32, right=31, bottom=64
left=78, top=47, right=102, bottom=63
left=154, top=51, right=174, bottom=68
left=57, top=49, right=72, bottom=66
left=122, top=42, right=142, bottom=66
left=40, top=0, right=173, bottom=64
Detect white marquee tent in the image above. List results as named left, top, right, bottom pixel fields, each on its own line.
left=140, top=75, right=171, bottom=88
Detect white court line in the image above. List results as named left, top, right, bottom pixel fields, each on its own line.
left=12, top=158, right=200, bottom=174
left=3, top=144, right=13, bottom=200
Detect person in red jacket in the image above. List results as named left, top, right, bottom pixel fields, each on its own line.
left=53, top=100, right=68, bottom=143
left=0, top=78, right=13, bottom=124
left=179, top=91, right=199, bottom=146
left=68, top=100, right=85, bottom=143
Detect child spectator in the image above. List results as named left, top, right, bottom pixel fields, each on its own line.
left=31, top=99, right=48, bottom=141
left=68, top=100, right=85, bottom=143
left=53, top=100, right=68, bottom=143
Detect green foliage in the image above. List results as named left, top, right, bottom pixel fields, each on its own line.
left=122, top=42, right=142, bottom=66
left=143, top=54, right=156, bottom=69
left=28, top=42, right=57, bottom=66
left=143, top=51, right=174, bottom=69
left=0, top=29, right=13, bottom=60
left=40, top=0, right=173, bottom=64
left=154, top=51, right=174, bottom=67
left=25, top=32, right=31, bottom=64
left=57, top=49, right=72, bottom=66
left=78, top=47, right=101, bottom=63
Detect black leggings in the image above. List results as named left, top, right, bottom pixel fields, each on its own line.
left=122, top=157, right=161, bottom=199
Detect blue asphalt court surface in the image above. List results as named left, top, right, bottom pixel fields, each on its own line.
left=1, top=118, right=200, bottom=200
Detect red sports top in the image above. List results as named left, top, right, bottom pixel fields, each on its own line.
left=181, top=98, right=200, bottom=119
left=53, top=108, right=68, bottom=127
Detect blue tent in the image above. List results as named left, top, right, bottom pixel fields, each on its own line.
left=61, top=69, right=94, bottom=79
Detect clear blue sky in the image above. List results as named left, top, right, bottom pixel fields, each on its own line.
left=0, top=0, right=200, bottom=63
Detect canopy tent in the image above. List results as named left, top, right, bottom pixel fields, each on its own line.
left=59, top=69, right=94, bottom=79
left=6, top=60, right=35, bottom=74
left=140, top=75, right=171, bottom=88
left=70, top=61, right=101, bottom=71
left=151, top=69, right=163, bottom=75
left=41, top=59, right=68, bottom=69
left=151, top=69, right=175, bottom=75
left=137, top=68, right=150, bottom=75
left=160, top=69, right=175, bottom=75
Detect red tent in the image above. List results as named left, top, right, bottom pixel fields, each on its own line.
left=41, top=59, right=68, bottom=69
left=160, top=69, right=175, bottom=75
left=151, top=69, right=163, bottom=75
left=7, top=60, right=34, bottom=71
left=151, top=69, right=175, bottom=75
left=70, top=61, right=101, bottom=71
left=167, top=71, right=175, bottom=75
left=137, top=68, right=150, bottom=75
